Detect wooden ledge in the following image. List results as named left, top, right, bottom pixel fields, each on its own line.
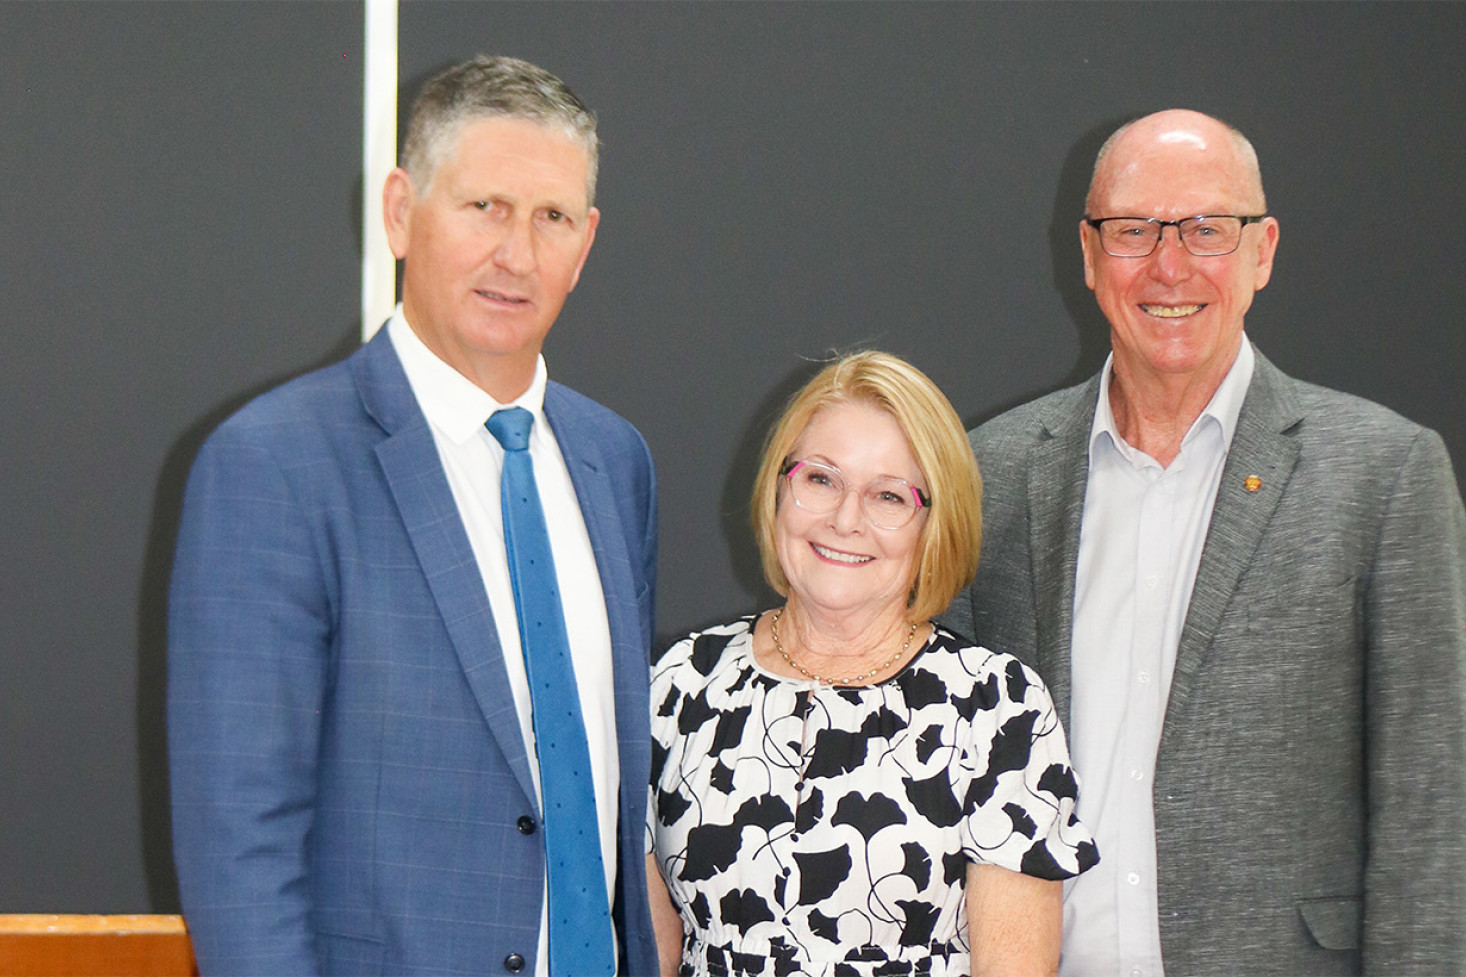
left=0, top=916, right=188, bottom=935
left=0, top=915, right=197, bottom=977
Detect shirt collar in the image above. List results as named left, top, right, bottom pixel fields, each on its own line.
left=1090, top=335, right=1255, bottom=465
left=386, top=304, right=549, bottom=446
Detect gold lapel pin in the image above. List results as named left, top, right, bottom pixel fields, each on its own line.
left=1244, top=475, right=1262, bottom=492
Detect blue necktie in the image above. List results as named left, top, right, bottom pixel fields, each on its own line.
left=487, top=407, right=615, bottom=977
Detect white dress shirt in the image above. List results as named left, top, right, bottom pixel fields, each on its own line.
left=388, top=309, right=617, bottom=976
left=1061, top=340, right=1255, bottom=977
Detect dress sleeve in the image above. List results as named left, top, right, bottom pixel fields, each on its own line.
left=958, top=653, right=1099, bottom=880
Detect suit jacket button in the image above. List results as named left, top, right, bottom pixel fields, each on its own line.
left=504, top=952, right=526, bottom=973
left=516, top=815, right=537, bottom=835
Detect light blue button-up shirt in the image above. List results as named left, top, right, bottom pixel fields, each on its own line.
left=1060, top=340, right=1255, bottom=977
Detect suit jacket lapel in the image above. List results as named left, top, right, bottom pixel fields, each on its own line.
left=1165, top=350, right=1303, bottom=727
left=543, top=387, right=650, bottom=784
left=354, top=331, right=540, bottom=805
left=1030, top=378, right=1100, bottom=728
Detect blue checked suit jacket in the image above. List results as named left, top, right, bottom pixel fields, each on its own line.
left=168, top=328, right=659, bottom=976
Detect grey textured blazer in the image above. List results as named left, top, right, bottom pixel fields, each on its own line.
left=943, top=348, right=1466, bottom=975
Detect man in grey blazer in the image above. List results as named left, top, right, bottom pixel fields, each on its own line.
left=944, top=109, right=1466, bottom=975
left=169, top=56, right=659, bottom=975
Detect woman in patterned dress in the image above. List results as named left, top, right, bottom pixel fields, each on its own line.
left=646, top=351, right=1097, bottom=976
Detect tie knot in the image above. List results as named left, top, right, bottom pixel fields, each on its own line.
left=487, top=407, right=534, bottom=452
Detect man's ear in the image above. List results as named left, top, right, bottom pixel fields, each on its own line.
left=382, top=168, right=415, bottom=260
left=1251, top=216, right=1281, bottom=292
left=567, top=207, right=600, bottom=292
left=1079, top=219, right=1098, bottom=291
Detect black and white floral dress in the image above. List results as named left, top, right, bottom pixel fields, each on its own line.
left=647, top=616, right=1097, bottom=977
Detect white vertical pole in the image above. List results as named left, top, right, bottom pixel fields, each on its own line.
left=361, top=0, right=399, bottom=340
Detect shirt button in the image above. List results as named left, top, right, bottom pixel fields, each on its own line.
left=1144, top=574, right=1159, bottom=589
left=516, top=815, right=536, bottom=835
left=1131, top=970, right=1143, bottom=977
left=1137, top=670, right=1151, bottom=685
left=1127, top=872, right=1141, bottom=885
left=503, top=953, right=526, bottom=973
left=1130, top=769, right=1144, bottom=782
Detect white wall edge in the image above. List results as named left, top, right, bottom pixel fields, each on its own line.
left=360, top=0, right=399, bottom=340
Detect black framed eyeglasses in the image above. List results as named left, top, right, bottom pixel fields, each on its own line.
left=1085, top=214, right=1268, bottom=257
left=778, top=458, right=931, bottom=530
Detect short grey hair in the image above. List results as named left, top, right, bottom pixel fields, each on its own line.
left=400, top=54, right=599, bottom=205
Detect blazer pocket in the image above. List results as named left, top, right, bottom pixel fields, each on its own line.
left=318, top=930, right=386, bottom=975
left=1297, top=895, right=1361, bottom=950
left=1247, top=573, right=1357, bottom=634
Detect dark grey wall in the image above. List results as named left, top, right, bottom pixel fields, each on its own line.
left=3, top=1, right=363, bottom=912
left=4, top=1, right=1461, bottom=912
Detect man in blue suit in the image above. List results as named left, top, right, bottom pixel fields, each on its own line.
left=168, top=55, right=659, bottom=976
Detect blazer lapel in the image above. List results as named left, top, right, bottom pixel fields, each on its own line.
left=542, top=387, right=649, bottom=775
left=1165, top=350, right=1303, bottom=727
left=1028, top=378, right=1100, bottom=728
left=354, top=332, right=540, bottom=805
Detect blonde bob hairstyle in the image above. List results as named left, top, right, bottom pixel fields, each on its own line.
left=750, top=351, right=982, bottom=623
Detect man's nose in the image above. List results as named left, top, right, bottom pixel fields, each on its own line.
left=1148, top=224, right=1192, bottom=281
left=493, top=219, right=537, bottom=275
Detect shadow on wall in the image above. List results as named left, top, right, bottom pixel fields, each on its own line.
left=1050, top=119, right=1127, bottom=395
left=134, top=324, right=366, bottom=913
left=709, top=360, right=832, bottom=648
left=650, top=359, right=820, bottom=659
left=962, top=117, right=1123, bottom=432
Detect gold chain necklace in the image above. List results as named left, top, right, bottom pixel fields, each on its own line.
left=769, top=609, right=919, bottom=686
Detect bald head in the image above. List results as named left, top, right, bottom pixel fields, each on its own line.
left=1077, top=108, right=1280, bottom=407
left=1087, top=109, right=1267, bottom=216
